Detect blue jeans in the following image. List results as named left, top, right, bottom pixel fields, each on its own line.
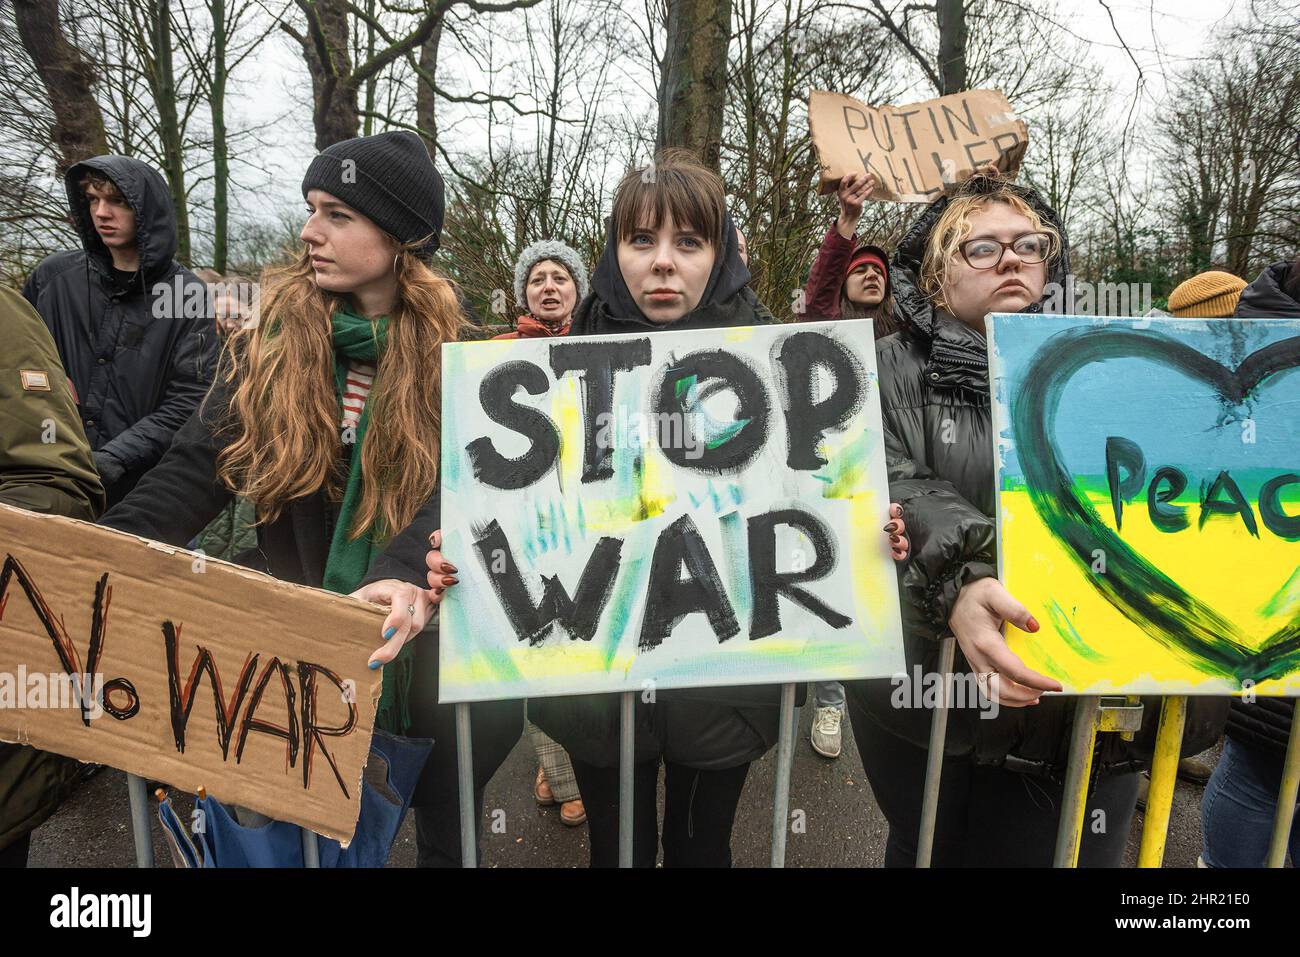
left=1202, top=737, right=1299, bottom=867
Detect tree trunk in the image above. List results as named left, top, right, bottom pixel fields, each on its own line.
left=656, top=0, right=732, bottom=170
left=935, top=0, right=967, bottom=95
left=297, top=0, right=359, bottom=148
left=415, top=16, right=441, bottom=156
left=211, top=0, right=229, bottom=272
left=154, top=0, right=191, bottom=263
left=362, top=0, right=376, bottom=136
left=13, top=0, right=109, bottom=172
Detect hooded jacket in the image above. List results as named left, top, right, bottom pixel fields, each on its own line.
left=847, top=177, right=1227, bottom=775
left=22, top=156, right=218, bottom=506
left=520, top=214, right=791, bottom=769
left=0, top=285, right=104, bottom=853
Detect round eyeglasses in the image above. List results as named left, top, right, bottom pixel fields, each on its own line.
left=959, top=232, right=1054, bottom=269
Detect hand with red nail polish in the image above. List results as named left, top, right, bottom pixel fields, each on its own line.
left=885, top=502, right=910, bottom=562
left=948, top=577, right=1062, bottom=707
left=423, top=528, right=458, bottom=603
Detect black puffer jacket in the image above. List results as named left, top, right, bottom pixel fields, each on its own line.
left=528, top=216, right=795, bottom=769
left=1235, top=259, right=1300, bottom=318
left=22, top=156, right=218, bottom=506
left=1224, top=261, right=1298, bottom=758
left=847, top=177, right=1227, bottom=775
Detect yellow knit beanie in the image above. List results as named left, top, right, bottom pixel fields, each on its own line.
left=1168, top=271, right=1247, bottom=318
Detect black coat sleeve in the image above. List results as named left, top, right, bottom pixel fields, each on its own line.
left=884, top=422, right=997, bottom=641
left=362, top=490, right=441, bottom=588
left=98, top=371, right=234, bottom=546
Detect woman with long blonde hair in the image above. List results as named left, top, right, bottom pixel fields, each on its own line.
left=100, top=131, right=522, bottom=867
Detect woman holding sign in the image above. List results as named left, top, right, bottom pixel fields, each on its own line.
left=412, top=149, right=907, bottom=867
left=99, top=131, right=522, bottom=868
left=798, top=170, right=897, bottom=339
left=848, top=174, right=1224, bottom=866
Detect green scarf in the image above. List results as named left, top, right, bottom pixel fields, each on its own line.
left=322, top=306, right=415, bottom=735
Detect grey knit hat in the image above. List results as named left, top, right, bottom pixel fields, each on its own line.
left=513, top=240, right=589, bottom=308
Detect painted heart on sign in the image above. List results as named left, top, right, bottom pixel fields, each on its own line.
left=1011, top=326, right=1300, bottom=686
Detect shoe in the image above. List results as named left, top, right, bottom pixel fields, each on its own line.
left=560, top=799, right=587, bottom=826
left=533, top=766, right=555, bottom=805
left=810, top=706, right=843, bottom=758
left=1177, top=755, right=1214, bottom=786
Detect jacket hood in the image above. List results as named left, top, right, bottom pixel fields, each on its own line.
left=891, top=176, right=1071, bottom=340
left=572, top=210, right=752, bottom=334
left=1235, top=260, right=1300, bottom=317
left=63, top=155, right=178, bottom=280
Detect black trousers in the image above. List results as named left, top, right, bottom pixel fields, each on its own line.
left=848, top=696, right=1139, bottom=867
left=570, top=756, right=751, bottom=868
left=410, top=697, right=523, bottom=868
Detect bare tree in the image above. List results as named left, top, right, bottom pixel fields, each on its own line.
left=1158, top=19, right=1300, bottom=276
left=283, top=0, right=539, bottom=148
left=13, top=0, right=109, bottom=171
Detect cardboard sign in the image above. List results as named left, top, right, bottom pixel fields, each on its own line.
left=0, top=503, right=386, bottom=842
left=990, top=314, right=1300, bottom=695
left=438, top=320, right=905, bottom=702
left=809, top=88, right=1027, bottom=201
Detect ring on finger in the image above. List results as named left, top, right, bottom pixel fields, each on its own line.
left=406, top=603, right=416, bottom=617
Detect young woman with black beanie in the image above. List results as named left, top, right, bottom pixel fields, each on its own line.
left=99, top=130, right=522, bottom=867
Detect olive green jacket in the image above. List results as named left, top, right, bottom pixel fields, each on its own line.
left=0, top=284, right=105, bottom=852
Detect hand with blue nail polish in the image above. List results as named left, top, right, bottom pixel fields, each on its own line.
left=350, top=579, right=434, bottom=671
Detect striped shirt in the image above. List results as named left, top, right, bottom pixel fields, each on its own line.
left=341, top=360, right=376, bottom=429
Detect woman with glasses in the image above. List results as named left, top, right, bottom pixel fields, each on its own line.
left=843, top=174, right=1155, bottom=866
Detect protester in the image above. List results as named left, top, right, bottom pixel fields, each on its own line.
left=96, top=130, right=522, bottom=867
left=396, top=149, right=905, bottom=867
left=494, top=240, right=588, bottom=340
left=847, top=173, right=1227, bottom=867
left=1198, top=253, right=1300, bottom=867
left=0, top=286, right=106, bottom=868
left=21, top=156, right=219, bottom=508
left=798, top=171, right=896, bottom=338
left=194, top=267, right=256, bottom=336
left=797, top=170, right=897, bottom=758
left=735, top=226, right=749, bottom=267
left=1167, top=270, right=1247, bottom=318
left=491, top=239, right=590, bottom=824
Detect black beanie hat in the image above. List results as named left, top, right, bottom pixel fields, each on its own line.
left=301, top=130, right=444, bottom=255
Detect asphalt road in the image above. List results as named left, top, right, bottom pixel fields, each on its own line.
left=27, top=704, right=1213, bottom=868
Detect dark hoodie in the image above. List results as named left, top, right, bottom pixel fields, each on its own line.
left=847, top=176, right=1226, bottom=774
left=529, top=213, right=793, bottom=770
left=22, top=156, right=218, bottom=506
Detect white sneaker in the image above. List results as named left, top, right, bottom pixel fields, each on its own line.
left=810, top=706, right=843, bottom=758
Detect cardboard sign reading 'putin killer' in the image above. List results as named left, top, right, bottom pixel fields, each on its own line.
left=809, top=88, right=1028, bottom=201
left=439, top=321, right=906, bottom=702
left=0, top=503, right=386, bottom=842
left=990, top=314, right=1300, bottom=696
